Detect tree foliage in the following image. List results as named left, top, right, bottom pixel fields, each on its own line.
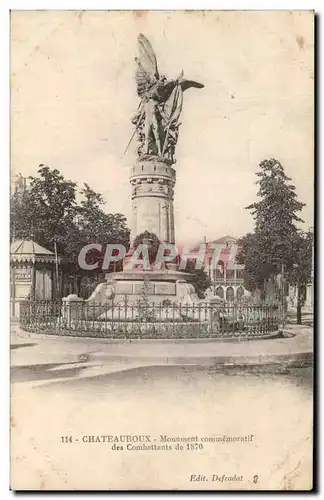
left=238, top=158, right=310, bottom=296
left=11, top=165, right=130, bottom=269
left=11, top=166, right=77, bottom=255
left=185, top=261, right=212, bottom=299
left=133, top=231, right=161, bottom=265
left=238, top=158, right=313, bottom=310
left=288, top=230, right=313, bottom=287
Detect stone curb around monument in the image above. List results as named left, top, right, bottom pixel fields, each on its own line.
left=16, top=329, right=283, bottom=343
left=11, top=337, right=313, bottom=370
left=12, top=326, right=311, bottom=347
left=76, top=351, right=313, bottom=368
left=11, top=325, right=313, bottom=369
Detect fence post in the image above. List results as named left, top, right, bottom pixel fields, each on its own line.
left=62, top=294, right=84, bottom=330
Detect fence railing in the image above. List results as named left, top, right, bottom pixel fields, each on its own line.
left=19, top=299, right=280, bottom=340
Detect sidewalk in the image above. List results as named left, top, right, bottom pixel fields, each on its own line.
left=11, top=323, right=313, bottom=370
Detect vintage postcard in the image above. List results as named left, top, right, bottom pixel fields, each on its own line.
left=10, top=10, right=314, bottom=490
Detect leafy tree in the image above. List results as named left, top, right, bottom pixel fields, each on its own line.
left=185, top=261, right=212, bottom=299
left=10, top=166, right=77, bottom=255
left=136, top=277, right=156, bottom=321
left=239, top=158, right=307, bottom=308
left=10, top=165, right=130, bottom=273
left=237, top=232, right=271, bottom=293
left=288, top=229, right=313, bottom=324
left=78, top=183, right=129, bottom=247
left=133, top=231, right=161, bottom=265
left=74, top=182, right=129, bottom=270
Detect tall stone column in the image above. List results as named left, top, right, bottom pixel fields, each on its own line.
left=130, top=158, right=176, bottom=246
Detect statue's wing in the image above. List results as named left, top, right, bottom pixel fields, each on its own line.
left=179, top=80, right=204, bottom=91
left=137, top=33, right=159, bottom=80
left=135, top=58, right=154, bottom=97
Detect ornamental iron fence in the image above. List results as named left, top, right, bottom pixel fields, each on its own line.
left=19, top=299, right=280, bottom=340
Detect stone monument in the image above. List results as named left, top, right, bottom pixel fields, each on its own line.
left=87, top=34, right=204, bottom=306
left=129, top=160, right=175, bottom=246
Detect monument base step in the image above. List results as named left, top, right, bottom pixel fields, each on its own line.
left=86, top=269, right=199, bottom=307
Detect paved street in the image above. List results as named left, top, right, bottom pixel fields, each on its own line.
left=11, top=322, right=313, bottom=491
left=10, top=323, right=313, bottom=387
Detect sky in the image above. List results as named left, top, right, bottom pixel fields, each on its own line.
left=11, top=10, right=314, bottom=244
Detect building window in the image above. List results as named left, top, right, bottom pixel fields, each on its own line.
left=213, top=267, right=224, bottom=281
left=236, top=269, right=244, bottom=280
left=215, top=286, right=224, bottom=299
left=226, top=286, right=234, bottom=302
left=226, top=269, right=235, bottom=280
left=236, top=286, right=244, bottom=301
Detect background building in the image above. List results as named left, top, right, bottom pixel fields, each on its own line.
left=204, top=236, right=250, bottom=302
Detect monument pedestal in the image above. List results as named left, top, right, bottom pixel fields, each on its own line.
left=130, top=157, right=176, bottom=246
left=83, top=154, right=200, bottom=307
left=86, top=268, right=200, bottom=306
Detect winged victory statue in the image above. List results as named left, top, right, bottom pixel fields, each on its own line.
left=125, top=34, right=204, bottom=164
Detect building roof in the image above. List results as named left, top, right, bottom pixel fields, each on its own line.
left=11, top=239, right=54, bottom=255
left=208, top=236, right=238, bottom=245
left=10, top=239, right=57, bottom=264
